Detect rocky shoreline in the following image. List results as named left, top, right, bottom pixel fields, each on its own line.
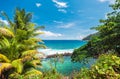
left=46, top=53, right=72, bottom=58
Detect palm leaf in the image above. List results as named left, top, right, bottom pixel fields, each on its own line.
left=21, top=56, right=32, bottom=63
left=23, top=38, right=43, bottom=45
left=12, top=59, right=23, bottom=74
left=0, top=37, right=10, bottom=48
left=0, top=54, right=10, bottom=62
left=32, top=44, right=46, bottom=49
left=24, top=68, right=42, bottom=78
left=1, top=11, right=14, bottom=27
left=9, top=72, right=22, bottom=79
left=23, top=59, right=41, bottom=70
left=30, top=60, right=41, bottom=67
left=34, top=26, right=45, bottom=31
left=21, top=50, right=39, bottom=57
left=0, top=63, right=12, bottom=75
left=0, top=28, right=14, bottom=37
left=25, top=13, right=32, bottom=23
left=33, top=31, right=44, bottom=36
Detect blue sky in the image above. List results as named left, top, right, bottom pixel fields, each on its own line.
left=0, top=0, right=115, bottom=40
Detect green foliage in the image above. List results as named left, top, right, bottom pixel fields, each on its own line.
left=12, top=59, right=23, bottom=74
left=0, top=8, right=44, bottom=79
left=0, top=54, right=10, bottom=63
left=40, top=69, right=62, bottom=79
left=9, top=68, right=63, bottom=79
left=73, top=54, right=120, bottom=79
left=0, top=28, right=14, bottom=37
left=71, top=0, right=120, bottom=62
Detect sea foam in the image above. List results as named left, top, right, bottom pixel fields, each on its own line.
left=38, top=49, right=74, bottom=56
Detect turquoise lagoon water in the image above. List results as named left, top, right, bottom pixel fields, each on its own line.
left=43, top=40, right=86, bottom=49
left=39, top=40, right=95, bottom=75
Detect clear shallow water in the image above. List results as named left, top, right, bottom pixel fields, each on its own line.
left=38, top=40, right=94, bottom=75
left=40, top=56, right=95, bottom=75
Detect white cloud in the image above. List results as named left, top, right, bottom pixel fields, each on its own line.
left=37, top=30, right=62, bottom=37
left=52, top=0, right=68, bottom=8
left=58, top=9, right=67, bottom=13
left=58, top=23, right=75, bottom=29
left=0, top=17, right=9, bottom=25
left=53, top=20, right=63, bottom=24
left=98, top=0, right=115, bottom=4
left=36, top=3, right=42, bottom=7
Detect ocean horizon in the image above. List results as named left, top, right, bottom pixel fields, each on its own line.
left=39, top=40, right=87, bottom=55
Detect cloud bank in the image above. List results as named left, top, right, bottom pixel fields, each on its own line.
left=0, top=17, right=9, bottom=25
left=37, top=30, right=62, bottom=37
left=99, top=0, right=115, bottom=4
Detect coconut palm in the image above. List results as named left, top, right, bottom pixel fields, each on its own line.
left=0, top=8, right=46, bottom=79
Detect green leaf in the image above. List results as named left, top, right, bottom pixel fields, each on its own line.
left=12, top=59, right=23, bottom=74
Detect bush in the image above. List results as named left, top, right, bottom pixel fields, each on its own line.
left=73, top=54, right=120, bottom=79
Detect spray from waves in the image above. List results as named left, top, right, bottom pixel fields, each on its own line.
left=38, top=49, right=74, bottom=56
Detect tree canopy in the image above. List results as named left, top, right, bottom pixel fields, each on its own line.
left=0, top=8, right=45, bottom=79
left=71, top=0, right=120, bottom=62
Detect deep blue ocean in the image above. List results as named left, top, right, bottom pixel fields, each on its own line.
left=39, top=40, right=95, bottom=75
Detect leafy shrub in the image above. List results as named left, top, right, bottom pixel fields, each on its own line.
left=73, top=54, right=120, bottom=79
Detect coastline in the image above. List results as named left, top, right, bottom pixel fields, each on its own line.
left=46, top=52, right=72, bottom=58
left=38, top=49, right=74, bottom=58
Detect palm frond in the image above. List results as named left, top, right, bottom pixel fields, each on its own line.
left=0, top=54, right=10, bottom=63
left=25, top=13, right=32, bottom=23
left=12, top=59, right=23, bottom=74
left=21, top=56, right=32, bottom=63
left=34, top=26, right=45, bottom=31
left=1, top=11, right=14, bottom=27
left=0, top=63, right=12, bottom=75
left=9, top=72, right=22, bottom=79
left=31, top=44, right=46, bottom=49
left=26, top=23, right=35, bottom=31
left=0, top=37, right=10, bottom=48
left=30, top=60, right=41, bottom=67
left=23, top=38, right=43, bottom=45
left=0, top=28, right=14, bottom=37
left=33, top=31, right=44, bottom=36
left=24, top=68, right=42, bottom=78
left=21, top=50, right=39, bottom=57
left=23, top=59, right=41, bottom=70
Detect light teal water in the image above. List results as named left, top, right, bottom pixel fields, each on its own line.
left=40, top=56, right=95, bottom=75
left=38, top=40, right=95, bottom=75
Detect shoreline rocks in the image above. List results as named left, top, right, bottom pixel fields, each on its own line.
left=46, top=53, right=72, bottom=58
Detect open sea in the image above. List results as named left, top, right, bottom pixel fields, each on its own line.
left=39, top=40, right=87, bottom=55
left=38, top=40, right=95, bottom=75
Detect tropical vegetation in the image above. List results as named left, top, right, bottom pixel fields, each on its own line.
left=71, top=0, right=120, bottom=62
left=73, top=53, right=120, bottom=79
left=0, top=0, right=120, bottom=79
left=71, top=0, right=120, bottom=79
left=0, top=8, right=45, bottom=79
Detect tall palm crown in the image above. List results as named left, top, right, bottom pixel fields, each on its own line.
left=0, top=8, right=45, bottom=79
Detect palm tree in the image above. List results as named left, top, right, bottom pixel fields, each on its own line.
left=0, top=8, right=46, bottom=79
